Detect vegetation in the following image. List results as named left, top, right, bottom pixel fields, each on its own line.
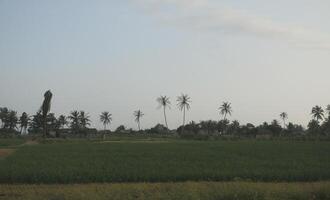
left=99, top=112, right=112, bottom=131
left=0, top=140, right=330, bottom=183
left=41, top=90, right=53, bottom=137
left=133, top=110, right=144, bottom=131
left=157, top=95, right=171, bottom=129
left=1, top=91, right=330, bottom=139
left=1, top=181, right=330, bottom=200
left=177, top=94, right=191, bottom=134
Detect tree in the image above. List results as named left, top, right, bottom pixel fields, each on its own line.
left=29, top=111, right=43, bottom=133
left=115, top=125, right=126, bottom=133
left=326, top=105, right=330, bottom=119
left=280, top=112, right=288, bottom=128
left=311, top=105, right=324, bottom=123
left=0, top=107, right=9, bottom=128
left=79, top=111, right=91, bottom=129
left=133, top=110, right=144, bottom=131
left=157, top=96, right=171, bottom=129
left=308, top=119, right=321, bottom=134
left=19, top=112, right=29, bottom=134
left=219, top=102, right=232, bottom=120
left=268, top=120, right=282, bottom=136
left=68, top=111, right=80, bottom=133
left=100, top=111, right=112, bottom=131
left=7, top=110, right=18, bottom=131
left=41, top=90, right=53, bottom=137
left=177, top=94, right=191, bottom=134
left=57, top=115, right=68, bottom=129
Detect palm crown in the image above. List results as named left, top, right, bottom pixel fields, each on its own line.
left=100, top=111, right=112, bottom=130
left=134, top=110, right=144, bottom=130
left=311, top=106, right=324, bottom=122
left=219, top=102, right=232, bottom=120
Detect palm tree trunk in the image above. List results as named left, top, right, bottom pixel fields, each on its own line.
left=181, top=107, right=186, bottom=135
left=138, top=121, right=140, bottom=131
left=224, top=113, right=227, bottom=120
left=163, top=107, right=168, bottom=129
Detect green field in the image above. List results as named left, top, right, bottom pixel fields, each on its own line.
left=1, top=139, right=330, bottom=183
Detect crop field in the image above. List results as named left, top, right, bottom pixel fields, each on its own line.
left=0, top=139, right=330, bottom=184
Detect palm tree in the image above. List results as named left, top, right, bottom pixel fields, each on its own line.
left=79, top=111, right=91, bottom=129
left=219, top=102, right=232, bottom=120
left=19, top=112, right=29, bottom=134
left=177, top=94, right=191, bottom=134
left=100, top=111, right=112, bottom=131
left=326, top=105, right=330, bottom=119
left=57, top=115, right=68, bottom=129
left=41, top=90, right=53, bottom=137
left=157, top=96, right=171, bottom=129
left=134, top=110, right=144, bottom=131
left=311, top=105, right=324, bottom=123
left=68, top=110, right=80, bottom=133
left=280, top=112, right=288, bottom=128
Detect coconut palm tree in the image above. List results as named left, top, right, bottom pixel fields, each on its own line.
left=41, top=90, right=53, bottom=137
left=219, top=102, right=232, bottom=120
left=19, top=112, right=29, bottom=134
left=100, top=111, right=112, bottom=131
left=157, top=95, right=171, bottom=129
left=177, top=94, right=191, bottom=134
left=133, top=110, right=144, bottom=131
left=311, top=105, right=324, bottom=123
left=280, top=112, right=288, bottom=128
left=79, top=111, right=91, bottom=129
left=68, top=111, right=80, bottom=133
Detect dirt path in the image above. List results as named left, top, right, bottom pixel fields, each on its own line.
left=0, top=149, right=15, bottom=158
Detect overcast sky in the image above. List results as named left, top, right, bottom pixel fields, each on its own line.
left=1, top=0, right=330, bottom=130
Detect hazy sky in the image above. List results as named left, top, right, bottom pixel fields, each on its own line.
left=1, top=0, right=330, bottom=130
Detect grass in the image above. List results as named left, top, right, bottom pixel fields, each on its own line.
left=0, top=140, right=330, bottom=183
left=0, top=139, right=25, bottom=147
left=1, top=181, right=330, bottom=200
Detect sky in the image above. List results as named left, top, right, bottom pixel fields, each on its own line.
left=1, top=0, right=330, bottom=130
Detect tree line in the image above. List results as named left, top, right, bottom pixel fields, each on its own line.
left=1, top=90, right=330, bottom=138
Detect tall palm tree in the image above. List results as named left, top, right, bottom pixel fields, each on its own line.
left=311, top=105, right=324, bottom=123
left=79, top=111, right=91, bottom=129
left=219, top=102, right=232, bottom=120
left=279, top=112, right=288, bottom=128
left=41, top=90, right=53, bottom=137
left=19, top=112, right=29, bottom=134
left=134, top=110, right=144, bottom=131
left=177, top=94, right=191, bottom=134
left=100, top=111, right=112, bottom=131
left=157, top=96, right=171, bottom=129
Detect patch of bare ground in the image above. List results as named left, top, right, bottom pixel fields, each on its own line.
left=0, top=149, right=15, bottom=157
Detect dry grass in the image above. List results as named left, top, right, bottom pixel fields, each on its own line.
left=1, top=181, right=330, bottom=200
